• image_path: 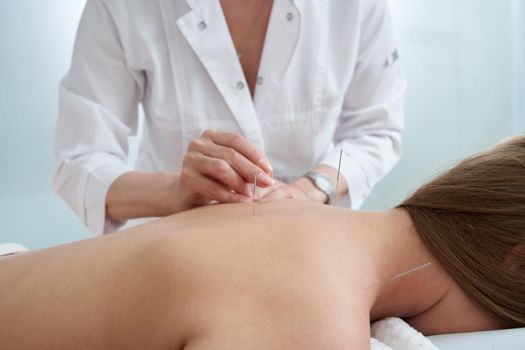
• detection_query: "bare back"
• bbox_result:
[0,200,372,349]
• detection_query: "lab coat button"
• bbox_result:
[198,21,207,30]
[236,81,245,90]
[287,12,294,21]
[257,77,264,85]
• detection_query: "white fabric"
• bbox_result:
[430,327,525,350]
[54,0,406,234]
[371,337,394,350]
[371,317,440,350]
[0,243,28,256]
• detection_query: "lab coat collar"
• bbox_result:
[173,0,265,149]
[253,0,301,116]
[159,0,301,152]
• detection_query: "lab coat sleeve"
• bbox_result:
[320,0,406,208]
[53,0,144,235]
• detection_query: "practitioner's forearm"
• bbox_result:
[106,171,188,222]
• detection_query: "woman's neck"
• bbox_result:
[353,208,505,334]
[340,209,453,322]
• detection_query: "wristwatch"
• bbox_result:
[304,172,336,205]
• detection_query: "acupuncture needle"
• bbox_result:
[363,262,433,290]
[253,170,258,216]
[393,262,432,279]
[333,150,343,209]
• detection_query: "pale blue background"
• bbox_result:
[0,0,524,249]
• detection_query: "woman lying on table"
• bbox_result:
[1,136,524,349]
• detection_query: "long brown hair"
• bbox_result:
[398,136,525,327]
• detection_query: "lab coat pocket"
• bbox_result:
[144,112,243,171]
[176,115,244,154]
[263,108,340,177]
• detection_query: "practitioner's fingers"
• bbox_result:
[179,167,252,205]
[182,146,255,198]
[179,130,275,207]
[191,137,273,188]
[254,179,286,199]
[199,176,253,204]
[201,129,273,176]
[259,184,309,202]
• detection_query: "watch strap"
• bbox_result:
[304,172,336,205]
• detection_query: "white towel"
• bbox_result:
[371,317,440,350]
[0,243,28,256]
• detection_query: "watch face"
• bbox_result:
[315,175,332,193]
[306,172,334,204]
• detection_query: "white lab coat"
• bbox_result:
[54,0,406,235]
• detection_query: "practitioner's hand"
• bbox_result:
[177,129,274,209]
[259,177,328,204]
[258,179,310,202]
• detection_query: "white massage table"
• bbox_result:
[372,317,525,350]
[430,327,525,349]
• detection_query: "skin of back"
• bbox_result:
[0,200,372,349]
